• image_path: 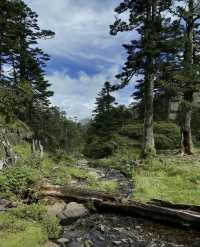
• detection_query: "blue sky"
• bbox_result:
[25,0,136,119]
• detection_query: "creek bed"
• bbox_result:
[59,213,200,247]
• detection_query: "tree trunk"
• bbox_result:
[180,92,193,155]
[181,0,194,155]
[142,70,156,157]
[142,3,156,157]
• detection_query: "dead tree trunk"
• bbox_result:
[39,185,200,230]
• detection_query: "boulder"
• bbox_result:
[0,198,16,211]
[58,202,88,223]
[47,199,67,217]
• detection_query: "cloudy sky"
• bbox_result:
[25,0,136,120]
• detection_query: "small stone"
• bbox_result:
[98,236,105,241]
[84,240,93,247]
[57,238,70,246]
[121,239,128,243]
[99,224,105,232]
[112,240,122,246]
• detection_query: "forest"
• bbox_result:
[0,0,200,247]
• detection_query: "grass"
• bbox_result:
[0,204,60,247]
[133,156,200,204]
[87,179,118,193]
[92,146,141,178]
[66,166,93,180]
[66,166,118,192]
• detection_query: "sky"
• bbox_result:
[25,0,136,120]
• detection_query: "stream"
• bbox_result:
[58,212,200,247]
[54,161,200,247]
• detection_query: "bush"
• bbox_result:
[84,138,118,159]
[155,134,176,150]
[120,122,180,150]
[120,123,143,140]
[154,122,180,150]
[0,164,40,198]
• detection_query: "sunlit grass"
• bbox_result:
[133,157,200,204]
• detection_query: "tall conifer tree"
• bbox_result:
[110,0,171,157]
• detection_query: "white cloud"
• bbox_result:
[24,0,136,119]
[48,65,122,119]
[25,0,131,65]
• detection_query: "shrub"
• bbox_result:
[120,123,143,140]
[0,164,40,198]
[155,134,176,150]
[120,122,180,150]
[84,138,118,159]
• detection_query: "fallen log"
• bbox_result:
[149,199,200,213]
[39,185,200,230]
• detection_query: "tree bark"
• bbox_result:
[142,69,156,157]
[142,3,156,157]
[181,0,194,155]
[180,92,193,155]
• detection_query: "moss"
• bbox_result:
[133,156,200,204]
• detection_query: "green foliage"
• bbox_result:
[154,122,180,150]
[120,122,180,150]
[13,144,32,161]
[0,164,40,198]
[84,138,118,159]
[133,156,200,204]
[0,0,54,122]
[120,123,143,139]
[29,106,84,153]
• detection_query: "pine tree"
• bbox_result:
[92,81,116,136]
[110,0,172,157]
[0,0,54,122]
[168,0,200,154]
